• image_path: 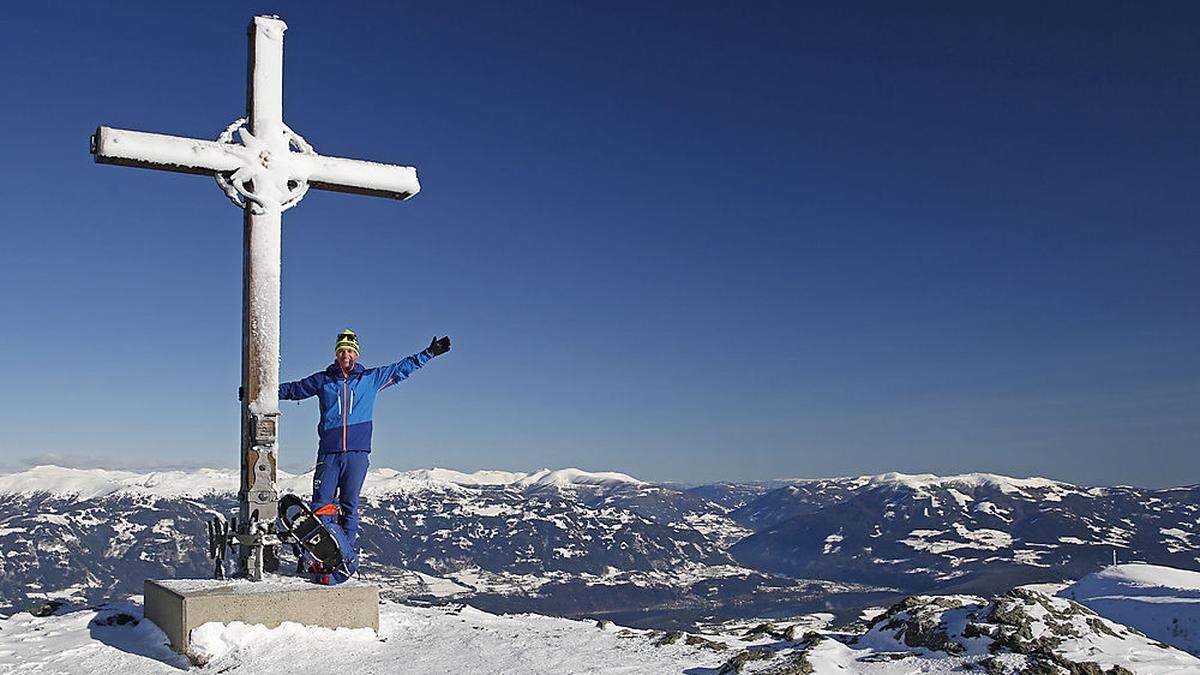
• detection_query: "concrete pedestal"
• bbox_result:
[144,576,379,654]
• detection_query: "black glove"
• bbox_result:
[427,335,451,356]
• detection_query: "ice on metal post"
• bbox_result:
[235,16,288,580]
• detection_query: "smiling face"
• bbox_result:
[336,348,357,371]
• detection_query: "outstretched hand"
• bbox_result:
[427,335,451,356]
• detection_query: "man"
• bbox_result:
[279,329,451,552]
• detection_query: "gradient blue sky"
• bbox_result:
[1,2,1196,486]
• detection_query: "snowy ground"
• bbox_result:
[6,566,1200,674]
[1062,563,1200,656]
[0,599,738,674]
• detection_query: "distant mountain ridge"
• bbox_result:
[0,465,645,500]
[729,470,1200,596]
[5,464,1180,500]
[2,464,1198,629]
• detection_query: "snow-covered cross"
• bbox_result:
[91,16,419,580]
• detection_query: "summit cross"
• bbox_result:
[90,15,420,580]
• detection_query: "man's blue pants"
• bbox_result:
[311,451,370,549]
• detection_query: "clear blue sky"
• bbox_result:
[1,2,1196,486]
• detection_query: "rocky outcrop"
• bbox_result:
[865,594,976,655]
[709,588,1192,673]
[716,648,773,674]
[716,630,825,674]
[849,589,1166,673]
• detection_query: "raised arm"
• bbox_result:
[372,336,451,391]
[372,350,431,391]
[279,372,322,400]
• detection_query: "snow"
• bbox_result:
[190,620,375,665]
[1062,564,1200,656]
[1161,527,1198,553]
[945,487,973,507]
[246,209,281,415]
[817,589,1200,674]
[972,500,1013,522]
[92,127,241,173]
[1086,563,1200,592]
[0,465,646,501]
[1018,580,1073,595]
[802,638,1010,674]
[155,574,373,596]
[518,468,645,489]
[406,467,530,485]
[1012,548,1050,567]
[352,466,643,497]
[0,465,236,500]
[862,471,1069,494]
[408,571,473,597]
[249,16,285,129]
[900,523,1012,554]
[0,600,735,674]
[823,529,844,555]
[298,153,420,199]
[0,602,190,671]
[6,570,1200,673]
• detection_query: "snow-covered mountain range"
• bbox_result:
[2,465,1198,631]
[729,472,1200,596]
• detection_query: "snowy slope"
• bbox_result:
[0,600,737,674]
[726,585,1200,673]
[5,583,1199,674]
[1061,563,1200,656]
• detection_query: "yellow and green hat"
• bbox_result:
[334,329,359,356]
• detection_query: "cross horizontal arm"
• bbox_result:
[91,126,241,175]
[293,154,420,200]
[91,126,420,201]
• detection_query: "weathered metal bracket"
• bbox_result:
[236,411,281,580]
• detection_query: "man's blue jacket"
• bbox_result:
[279,350,433,454]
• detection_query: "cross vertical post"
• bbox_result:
[237,16,286,580]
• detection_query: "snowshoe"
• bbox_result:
[278,493,345,572]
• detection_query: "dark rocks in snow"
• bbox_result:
[867,594,972,655]
[715,631,827,674]
[685,633,728,651]
[742,621,797,642]
[654,630,684,646]
[756,652,816,674]
[716,647,774,674]
[90,611,138,626]
[28,600,66,617]
[979,655,1006,674]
